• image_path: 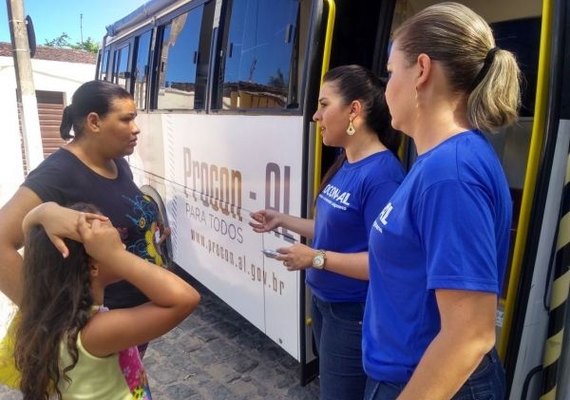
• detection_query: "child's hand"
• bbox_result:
[77,214,124,261]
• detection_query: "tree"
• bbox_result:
[44,32,100,54]
[44,32,71,48]
[70,37,99,53]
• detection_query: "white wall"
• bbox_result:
[0,56,95,207]
[0,56,95,335]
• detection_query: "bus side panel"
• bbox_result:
[129,114,167,191]
[552,120,570,400]
[162,113,304,359]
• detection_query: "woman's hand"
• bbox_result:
[23,202,108,258]
[275,243,316,271]
[77,214,124,262]
[157,224,171,245]
[249,209,282,233]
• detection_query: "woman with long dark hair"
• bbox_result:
[250,65,405,400]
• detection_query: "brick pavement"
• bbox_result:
[0,273,320,399]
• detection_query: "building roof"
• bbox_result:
[0,42,97,64]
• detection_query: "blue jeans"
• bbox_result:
[364,348,505,400]
[312,296,366,400]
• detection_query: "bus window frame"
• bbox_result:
[110,40,134,92]
[147,0,211,112]
[132,28,154,112]
[98,48,111,81]
[211,0,304,115]
[103,22,158,112]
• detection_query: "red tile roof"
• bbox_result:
[0,42,97,64]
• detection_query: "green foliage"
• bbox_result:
[70,37,99,53]
[44,32,71,48]
[43,32,100,54]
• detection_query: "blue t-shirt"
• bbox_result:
[306,150,404,302]
[363,131,512,382]
[23,148,165,309]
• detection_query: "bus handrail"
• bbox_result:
[312,0,336,203]
[498,0,554,359]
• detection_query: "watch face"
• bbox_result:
[313,254,325,268]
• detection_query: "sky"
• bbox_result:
[0,0,148,45]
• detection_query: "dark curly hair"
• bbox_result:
[14,203,99,399]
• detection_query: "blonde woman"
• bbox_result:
[363,3,520,399]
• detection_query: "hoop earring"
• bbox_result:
[346,120,356,136]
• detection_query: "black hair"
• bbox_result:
[317,65,401,196]
[60,80,132,140]
[15,203,100,399]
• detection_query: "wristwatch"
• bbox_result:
[312,250,326,270]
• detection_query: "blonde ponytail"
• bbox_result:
[467,49,521,132]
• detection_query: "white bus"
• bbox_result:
[99,0,570,396]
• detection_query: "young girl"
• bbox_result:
[14,202,200,399]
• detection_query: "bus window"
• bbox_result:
[218,0,300,111]
[99,49,110,81]
[133,30,152,110]
[156,6,205,110]
[112,44,131,91]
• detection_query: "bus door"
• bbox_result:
[506,1,570,399]
[302,0,403,383]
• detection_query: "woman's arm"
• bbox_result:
[0,187,43,304]
[250,209,315,239]
[275,243,369,280]
[397,289,497,400]
[22,202,107,256]
[78,217,200,356]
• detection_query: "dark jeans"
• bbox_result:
[312,296,366,400]
[364,348,505,400]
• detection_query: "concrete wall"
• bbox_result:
[0,57,95,335]
[0,56,95,207]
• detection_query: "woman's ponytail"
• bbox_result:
[393,3,521,134]
[60,105,74,140]
[467,48,521,133]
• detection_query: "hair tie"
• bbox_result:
[469,47,499,92]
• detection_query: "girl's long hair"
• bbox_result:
[14,205,96,399]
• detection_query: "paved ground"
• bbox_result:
[0,272,320,399]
